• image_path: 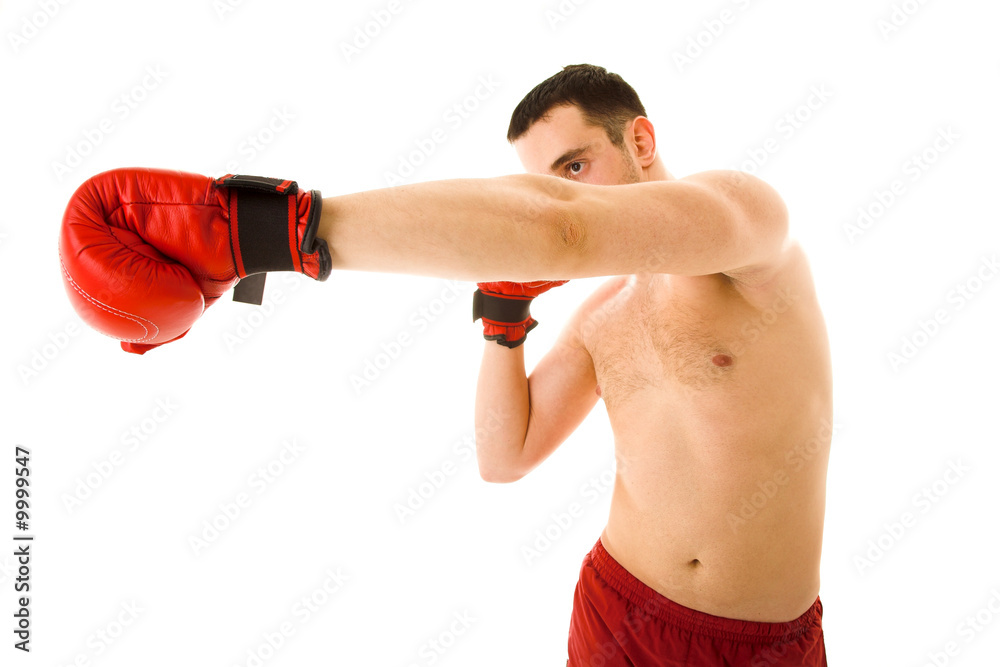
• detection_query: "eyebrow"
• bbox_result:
[549,144,592,173]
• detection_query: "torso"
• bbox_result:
[580,242,832,622]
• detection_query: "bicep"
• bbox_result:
[519,341,599,477]
[516,291,607,477]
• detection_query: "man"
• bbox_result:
[59,65,830,666]
[472,65,831,666]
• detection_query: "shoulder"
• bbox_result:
[678,170,786,217]
[557,275,629,350]
[571,275,629,322]
[668,170,787,229]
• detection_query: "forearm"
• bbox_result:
[474,342,530,483]
[317,174,577,282]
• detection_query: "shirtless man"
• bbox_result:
[59,64,830,666]
[472,65,832,666]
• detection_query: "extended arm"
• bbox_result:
[318,170,788,282]
[560,170,789,280]
[318,174,578,283]
[57,167,787,353]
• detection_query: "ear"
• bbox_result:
[629,117,658,167]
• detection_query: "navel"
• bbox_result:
[711,354,733,367]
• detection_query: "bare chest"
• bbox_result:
[581,277,741,409]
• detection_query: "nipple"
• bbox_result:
[595,384,602,397]
[711,354,733,367]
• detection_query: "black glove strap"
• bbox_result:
[472,290,533,324]
[219,175,329,305]
[233,274,267,305]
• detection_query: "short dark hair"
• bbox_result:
[506,64,648,148]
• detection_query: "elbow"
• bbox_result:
[554,199,587,249]
[516,174,588,278]
[547,197,588,277]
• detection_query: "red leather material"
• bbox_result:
[58,167,321,354]
[477,280,569,300]
[475,280,568,348]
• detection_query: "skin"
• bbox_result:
[317,121,788,281]
[313,100,831,622]
[474,104,833,623]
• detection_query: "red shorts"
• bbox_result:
[567,538,827,667]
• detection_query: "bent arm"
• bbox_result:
[475,282,606,483]
[474,343,530,483]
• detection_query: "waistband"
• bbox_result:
[587,537,823,644]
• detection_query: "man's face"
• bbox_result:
[513,104,642,185]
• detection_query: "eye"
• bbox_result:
[566,161,584,176]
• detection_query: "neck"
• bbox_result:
[644,156,671,182]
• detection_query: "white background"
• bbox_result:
[1,0,999,665]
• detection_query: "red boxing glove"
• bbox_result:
[59,167,331,354]
[472,280,568,348]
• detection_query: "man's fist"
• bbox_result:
[472,280,568,348]
[58,168,331,354]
